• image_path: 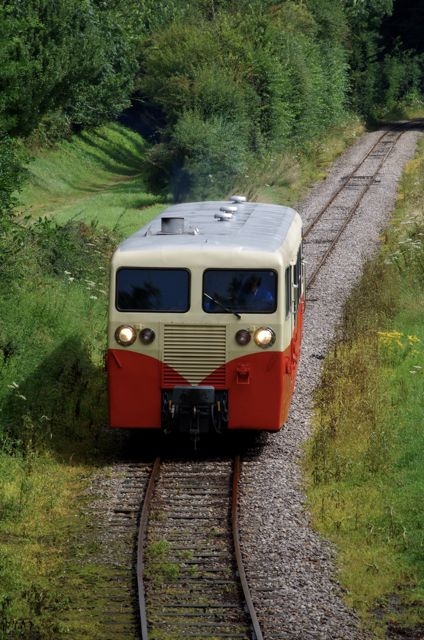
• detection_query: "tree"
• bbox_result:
[0,0,139,138]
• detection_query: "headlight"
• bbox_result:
[235,329,251,346]
[254,327,276,348]
[140,328,155,345]
[115,325,137,346]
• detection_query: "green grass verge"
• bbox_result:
[18,122,165,234]
[1,122,168,636]
[304,137,424,636]
[0,452,93,638]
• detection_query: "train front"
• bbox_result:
[107,202,304,441]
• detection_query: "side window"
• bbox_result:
[285,266,291,317]
[286,245,302,317]
[292,245,303,315]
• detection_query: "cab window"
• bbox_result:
[116,268,190,312]
[203,269,277,313]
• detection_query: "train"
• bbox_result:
[107,196,304,441]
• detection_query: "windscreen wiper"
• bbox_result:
[203,292,241,319]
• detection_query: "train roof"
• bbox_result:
[115,199,301,257]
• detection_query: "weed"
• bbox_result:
[144,540,180,584]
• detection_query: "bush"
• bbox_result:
[0,0,139,140]
[0,136,28,216]
[136,3,352,199]
[144,111,250,201]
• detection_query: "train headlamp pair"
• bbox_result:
[115,324,275,349]
[115,325,155,346]
[235,327,276,348]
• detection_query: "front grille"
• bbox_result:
[162,325,227,386]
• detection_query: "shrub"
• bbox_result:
[172,111,251,200]
[136,3,353,199]
[0,136,28,216]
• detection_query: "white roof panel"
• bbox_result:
[117,200,299,256]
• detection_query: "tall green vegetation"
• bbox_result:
[0,135,29,295]
[0,0,143,140]
[0,215,115,637]
[0,218,112,451]
[137,1,351,199]
[345,0,424,119]
[0,135,27,216]
[0,126,154,636]
[0,124,161,453]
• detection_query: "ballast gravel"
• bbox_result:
[239,125,423,640]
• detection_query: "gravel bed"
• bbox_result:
[239,126,422,640]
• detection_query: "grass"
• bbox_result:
[18,122,165,235]
[0,122,169,636]
[18,117,364,232]
[145,540,181,584]
[0,274,129,636]
[0,451,92,638]
[0,203,123,634]
[304,135,424,636]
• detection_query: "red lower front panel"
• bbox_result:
[108,350,164,428]
[107,341,299,431]
[225,349,293,430]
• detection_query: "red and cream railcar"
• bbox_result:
[107,197,304,439]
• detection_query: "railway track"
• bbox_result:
[303,126,405,288]
[137,455,263,639]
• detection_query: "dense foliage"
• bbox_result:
[0,0,141,138]
[0,136,27,216]
[345,0,424,116]
[0,0,423,203]
[137,2,351,199]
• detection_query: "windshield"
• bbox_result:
[203,269,277,314]
[116,268,190,312]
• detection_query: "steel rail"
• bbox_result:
[136,456,161,640]
[136,454,263,639]
[232,454,264,640]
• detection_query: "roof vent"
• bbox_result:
[220,205,237,214]
[215,211,233,221]
[230,195,247,204]
[161,217,184,234]
[215,205,237,221]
